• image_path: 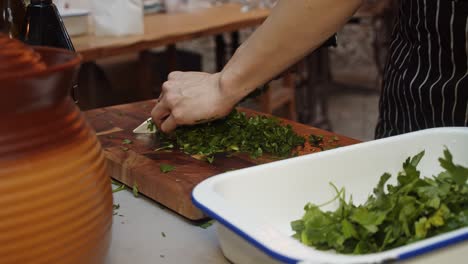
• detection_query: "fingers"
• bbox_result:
[160,114,177,133]
[168,71,183,80]
[153,79,180,132]
[151,100,170,129]
[168,71,203,81]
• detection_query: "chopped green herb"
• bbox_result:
[206,156,215,164]
[111,179,120,185]
[309,134,324,150]
[160,255,165,258]
[113,204,120,215]
[112,183,126,193]
[160,164,175,173]
[198,220,215,229]
[154,144,174,152]
[133,182,139,198]
[161,232,166,238]
[147,119,156,132]
[122,139,133,145]
[156,110,305,162]
[120,146,130,152]
[292,149,468,254]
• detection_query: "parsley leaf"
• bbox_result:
[160,164,175,173]
[154,144,174,152]
[198,220,215,229]
[122,139,133,145]
[133,182,139,197]
[147,119,156,132]
[112,181,126,193]
[439,148,468,186]
[309,134,324,150]
[292,149,468,254]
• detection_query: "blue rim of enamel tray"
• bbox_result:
[192,194,468,264]
[192,195,299,264]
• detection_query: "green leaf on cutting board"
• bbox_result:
[154,144,174,152]
[122,139,133,145]
[160,164,175,173]
[154,110,305,163]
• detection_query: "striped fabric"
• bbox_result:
[375,0,468,138]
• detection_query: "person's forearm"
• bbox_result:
[219,0,363,102]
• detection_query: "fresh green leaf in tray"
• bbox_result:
[292,149,468,254]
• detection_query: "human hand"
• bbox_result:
[151,71,240,133]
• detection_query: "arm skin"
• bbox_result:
[152,0,363,133]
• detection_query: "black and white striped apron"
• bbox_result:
[375,0,468,138]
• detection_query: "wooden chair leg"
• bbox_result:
[77,62,113,110]
[215,34,226,72]
[230,31,240,57]
[260,88,273,114]
[282,72,297,121]
[166,44,177,73]
[138,50,156,100]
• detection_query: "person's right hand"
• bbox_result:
[151,71,242,133]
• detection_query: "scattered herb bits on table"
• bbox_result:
[291,149,468,254]
[152,110,306,162]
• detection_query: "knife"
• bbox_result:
[133,118,157,134]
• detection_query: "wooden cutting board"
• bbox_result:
[84,100,360,220]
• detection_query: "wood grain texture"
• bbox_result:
[84,100,360,220]
[73,4,269,62]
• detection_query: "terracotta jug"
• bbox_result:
[0,35,112,263]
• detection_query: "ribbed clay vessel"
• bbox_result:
[0,35,112,264]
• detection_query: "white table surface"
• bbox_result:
[105,189,227,264]
[106,189,466,264]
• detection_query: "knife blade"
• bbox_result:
[133,118,157,134]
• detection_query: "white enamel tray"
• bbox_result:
[192,127,468,264]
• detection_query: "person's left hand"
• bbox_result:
[151,71,239,133]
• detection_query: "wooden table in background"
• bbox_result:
[73,4,270,109]
[84,100,360,220]
[74,4,269,62]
